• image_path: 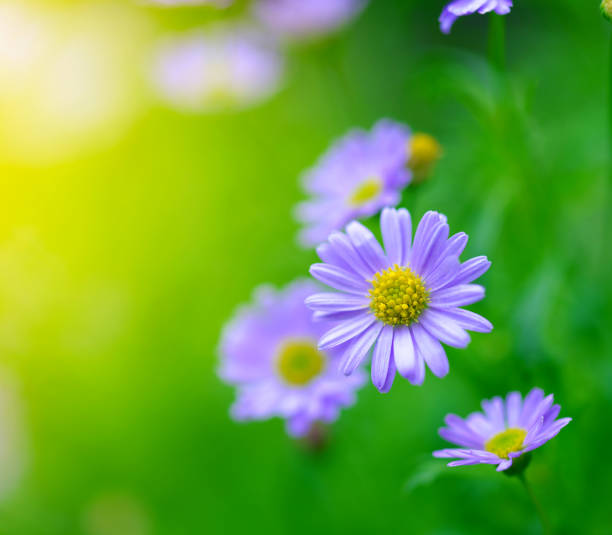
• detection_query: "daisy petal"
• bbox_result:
[420,308,471,348]
[430,284,485,308]
[411,323,449,378]
[496,459,513,471]
[328,232,375,280]
[506,391,522,427]
[346,221,387,273]
[381,207,403,265]
[371,325,394,391]
[310,263,369,295]
[318,313,375,350]
[393,326,417,379]
[437,308,493,333]
[449,256,491,286]
[305,293,369,312]
[340,321,383,375]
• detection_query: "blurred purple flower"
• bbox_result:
[253,0,367,40]
[439,0,512,34]
[295,120,412,248]
[306,208,492,392]
[434,388,571,471]
[151,27,283,112]
[218,280,365,437]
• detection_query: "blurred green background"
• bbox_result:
[0,0,610,534]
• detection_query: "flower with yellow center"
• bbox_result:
[408,133,442,184]
[219,280,366,437]
[434,388,572,472]
[276,339,326,386]
[295,119,412,247]
[306,208,493,392]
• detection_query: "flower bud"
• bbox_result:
[602,0,612,22]
[408,133,442,184]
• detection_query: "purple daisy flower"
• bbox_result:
[296,120,412,248]
[439,0,513,34]
[253,0,367,40]
[151,27,283,112]
[218,280,365,437]
[305,207,492,392]
[433,388,572,471]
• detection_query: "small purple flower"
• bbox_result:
[306,207,492,392]
[253,0,367,40]
[296,120,412,248]
[151,27,283,112]
[218,280,365,437]
[433,388,572,471]
[439,0,513,34]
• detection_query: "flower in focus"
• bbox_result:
[218,280,365,437]
[408,133,442,184]
[439,0,513,34]
[295,120,412,248]
[253,0,367,40]
[151,27,283,112]
[433,388,571,471]
[306,207,492,392]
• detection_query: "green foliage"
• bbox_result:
[0,1,609,534]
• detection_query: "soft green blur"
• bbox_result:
[0,1,610,534]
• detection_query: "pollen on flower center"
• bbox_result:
[369,264,429,326]
[276,339,326,386]
[485,428,527,459]
[348,177,382,206]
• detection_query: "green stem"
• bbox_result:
[488,14,506,72]
[518,473,551,535]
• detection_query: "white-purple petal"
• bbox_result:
[371,325,394,392]
[430,284,485,308]
[420,308,471,348]
[305,292,369,312]
[340,321,383,375]
[346,221,388,273]
[318,312,375,350]
[393,326,417,379]
[309,263,369,295]
[411,323,449,378]
[438,307,493,333]
[381,207,403,265]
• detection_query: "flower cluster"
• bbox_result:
[210,2,570,482]
[151,27,283,112]
[148,0,371,112]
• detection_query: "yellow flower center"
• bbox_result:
[348,177,382,206]
[276,339,326,386]
[408,133,441,183]
[485,428,527,459]
[369,264,429,326]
